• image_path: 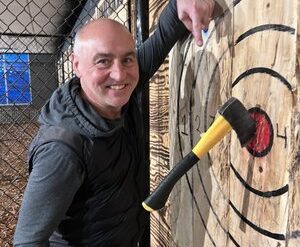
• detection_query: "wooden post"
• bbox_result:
[286,1,300,246]
[148,0,172,246]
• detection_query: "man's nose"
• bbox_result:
[110,62,126,81]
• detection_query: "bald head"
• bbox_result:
[70,18,139,119]
[73,19,134,56]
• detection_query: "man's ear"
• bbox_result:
[71,53,81,78]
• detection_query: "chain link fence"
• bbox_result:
[0,0,134,245]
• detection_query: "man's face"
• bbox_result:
[72,20,139,119]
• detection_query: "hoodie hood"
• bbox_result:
[39,77,125,138]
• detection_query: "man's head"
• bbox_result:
[71,19,139,119]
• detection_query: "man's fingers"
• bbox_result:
[191,12,209,45]
[192,29,204,46]
[203,16,212,29]
[181,17,193,33]
[202,0,215,27]
[201,0,215,17]
[208,0,215,17]
[176,0,215,46]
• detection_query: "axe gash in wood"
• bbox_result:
[142,97,257,212]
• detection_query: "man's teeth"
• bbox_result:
[109,84,126,90]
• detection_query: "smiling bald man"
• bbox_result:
[14,0,214,246]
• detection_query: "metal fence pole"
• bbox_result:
[135,0,150,246]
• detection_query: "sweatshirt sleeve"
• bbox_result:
[13,142,85,246]
[137,0,188,85]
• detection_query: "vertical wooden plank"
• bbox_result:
[286,1,300,246]
[169,0,234,246]
[169,39,197,247]
[230,0,297,246]
[148,0,172,246]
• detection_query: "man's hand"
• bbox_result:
[177,0,215,46]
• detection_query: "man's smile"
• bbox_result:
[107,84,127,90]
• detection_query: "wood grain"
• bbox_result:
[149,0,171,246]
[166,0,300,246]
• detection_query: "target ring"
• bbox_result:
[173,0,295,245]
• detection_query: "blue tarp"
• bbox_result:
[0,54,32,105]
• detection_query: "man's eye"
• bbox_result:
[96,59,109,66]
[123,57,135,65]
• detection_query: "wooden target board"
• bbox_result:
[167,0,300,246]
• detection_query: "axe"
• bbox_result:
[142,97,256,212]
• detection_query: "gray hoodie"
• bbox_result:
[14,0,187,245]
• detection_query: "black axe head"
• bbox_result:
[218,97,256,146]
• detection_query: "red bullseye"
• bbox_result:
[246,107,274,157]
